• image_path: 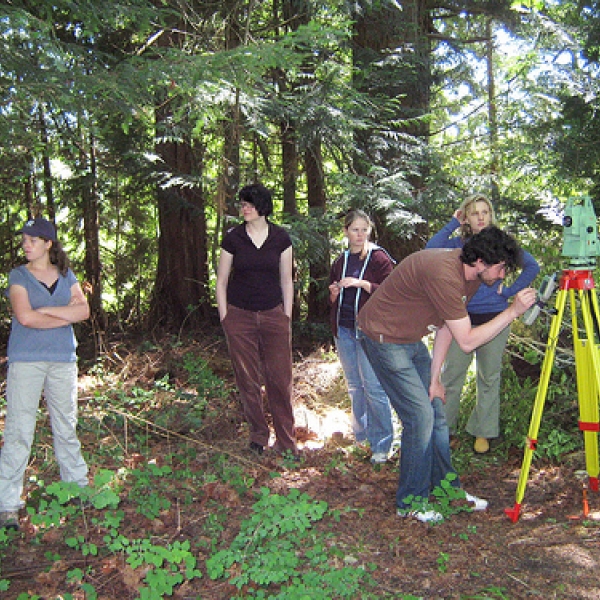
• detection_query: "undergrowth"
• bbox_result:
[451,353,582,472]
[0,342,593,599]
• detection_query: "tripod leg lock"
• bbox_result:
[579,421,600,432]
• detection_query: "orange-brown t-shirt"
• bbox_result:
[357,248,481,344]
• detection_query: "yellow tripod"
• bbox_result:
[505,268,600,522]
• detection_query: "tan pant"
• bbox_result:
[0,361,88,512]
[221,304,296,451]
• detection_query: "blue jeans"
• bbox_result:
[335,326,394,454]
[359,332,460,509]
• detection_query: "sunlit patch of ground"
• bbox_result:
[291,353,354,449]
[291,351,403,455]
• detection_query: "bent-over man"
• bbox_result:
[357,226,537,523]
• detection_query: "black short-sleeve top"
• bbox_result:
[221,222,292,311]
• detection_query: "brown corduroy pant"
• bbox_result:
[221,304,296,451]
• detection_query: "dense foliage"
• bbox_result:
[1,0,600,333]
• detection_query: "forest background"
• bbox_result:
[3,1,600,598]
[3,0,600,343]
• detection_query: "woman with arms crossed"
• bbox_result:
[0,217,90,531]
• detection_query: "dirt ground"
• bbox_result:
[2,337,600,599]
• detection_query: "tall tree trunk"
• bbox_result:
[278,0,308,217]
[486,18,500,205]
[24,152,36,217]
[80,125,105,333]
[150,127,210,330]
[352,0,431,259]
[219,1,242,217]
[220,100,241,216]
[305,139,329,322]
[149,14,211,331]
[281,122,298,216]
[38,106,55,220]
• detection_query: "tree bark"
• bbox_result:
[149,9,211,331]
[38,106,56,220]
[486,18,500,205]
[79,121,105,335]
[281,122,298,216]
[352,0,432,259]
[150,131,210,330]
[305,140,329,322]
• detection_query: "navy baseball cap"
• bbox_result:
[17,217,57,241]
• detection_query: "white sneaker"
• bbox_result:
[371,452,388,464]
[397,508,443,523]
[464,492,488,511]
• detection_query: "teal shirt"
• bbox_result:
[6,265,78,363]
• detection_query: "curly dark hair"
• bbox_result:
[460,225,522,274]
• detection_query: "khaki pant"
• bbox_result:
[442,325,511,439]
[221,304,296,451]
[0,361,88,512]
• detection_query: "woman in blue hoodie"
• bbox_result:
[329,210,396,463]
[426,195,540,454]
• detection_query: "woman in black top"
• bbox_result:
[216,184,296,456]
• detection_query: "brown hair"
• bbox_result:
[47,239,70,277]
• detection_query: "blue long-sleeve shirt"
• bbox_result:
[426,217,540,316]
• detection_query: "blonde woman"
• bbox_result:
[329,210,396,463]
[426,195,539,453]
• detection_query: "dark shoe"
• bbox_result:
[0,510,19,531]
[249,442,264,455]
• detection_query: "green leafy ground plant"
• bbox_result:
[206,487,377,598]
[399,473,478,523]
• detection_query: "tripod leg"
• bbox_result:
[576,289,600,491]
[505,288,568,522]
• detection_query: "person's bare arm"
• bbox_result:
[10,283,88,329]
[429,325,454,402]
[280,246,294,318]
[216,249,233,321]
[37,283,90,323]
[446,287,537,354]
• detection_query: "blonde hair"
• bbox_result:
[344,209,373,260]
[459,194,495,239]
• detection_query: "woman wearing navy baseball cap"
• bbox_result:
[0,217,90,530]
